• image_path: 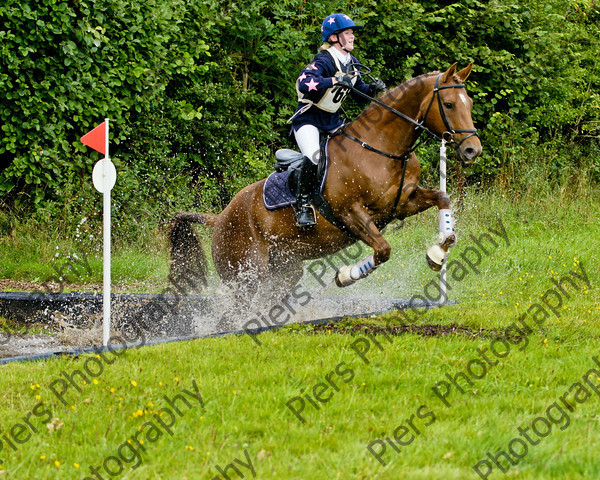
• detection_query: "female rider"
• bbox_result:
[290,13,386,226]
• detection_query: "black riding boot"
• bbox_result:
[295,156,319,227]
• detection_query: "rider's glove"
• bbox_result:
[370,78,386,94]
[335,75,353,89]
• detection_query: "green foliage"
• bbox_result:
[362,0,600,178]
[1,0,599,231]
[0,0,211,206]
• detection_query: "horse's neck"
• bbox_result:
[351,74,433,156]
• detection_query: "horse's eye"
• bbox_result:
[444,102,453,109]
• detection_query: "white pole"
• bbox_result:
[439,140,447,305]
[103,118,111,346]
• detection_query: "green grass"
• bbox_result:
[0,221,170,291]
[1,185,600,479]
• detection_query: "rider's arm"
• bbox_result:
[296,55,337,94]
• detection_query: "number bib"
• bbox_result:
[314,74,357,113]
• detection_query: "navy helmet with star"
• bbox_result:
[321,13,362,42]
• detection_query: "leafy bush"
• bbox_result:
[0,0,210,205]
[1,0,598,238]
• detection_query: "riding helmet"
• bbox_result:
[321,13,362,42]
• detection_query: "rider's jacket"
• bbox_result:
[290,46,373,132]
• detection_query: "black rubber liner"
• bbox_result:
[0,291,205,337]
[0,291,457,365]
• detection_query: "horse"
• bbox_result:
[169,63,482,304]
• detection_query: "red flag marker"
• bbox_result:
[81,121,107,154]
[82,118,114,347]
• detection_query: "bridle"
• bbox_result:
[339,66,479,158]
[420,73,479,149]
[337,68,479,227]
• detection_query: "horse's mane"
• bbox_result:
[358,70,442,118]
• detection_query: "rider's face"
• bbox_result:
[334,29,355,51]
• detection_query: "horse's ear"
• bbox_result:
[443,63,458,83]
[456,63,473,82]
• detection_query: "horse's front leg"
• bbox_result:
[426,197,456,271]
[394,182,456,271]
[404,186,456,271]
[334,207,391,287]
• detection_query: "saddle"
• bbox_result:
[262,133,355,237]
[273,148,304,173]
[263,142,329,211]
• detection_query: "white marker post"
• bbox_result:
[82,119,117,346]
[439,139,448,305]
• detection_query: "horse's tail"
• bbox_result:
[168,212,218,293]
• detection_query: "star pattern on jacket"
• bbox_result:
[305,79,319,91]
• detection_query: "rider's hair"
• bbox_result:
[318,42,332,52]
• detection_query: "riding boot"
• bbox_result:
[295,156,319,227]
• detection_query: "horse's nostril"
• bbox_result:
[464,147,478,159]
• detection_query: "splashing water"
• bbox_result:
[0,245,443,361]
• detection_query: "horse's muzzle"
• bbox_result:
[455,132,482,164]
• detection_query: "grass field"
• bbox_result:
[1,184,600,479]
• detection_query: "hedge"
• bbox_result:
[1,0,598,224]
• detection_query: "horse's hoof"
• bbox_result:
[335,266,356,288]
[439,233,457,249]
[426,245,447,271]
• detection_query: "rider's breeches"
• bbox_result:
[294,124,321,165]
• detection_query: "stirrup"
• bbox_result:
[296,203,317,227]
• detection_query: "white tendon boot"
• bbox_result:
[426,209,456,271]
[335,255,377,288]
[438,209,456,246]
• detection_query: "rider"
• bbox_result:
[290,13,386,227]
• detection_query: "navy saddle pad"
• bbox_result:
[263,149,329,211]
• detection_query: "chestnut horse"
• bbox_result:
[169,64,482,300]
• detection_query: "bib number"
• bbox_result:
[332,86,349,104]
[316,78,355,113]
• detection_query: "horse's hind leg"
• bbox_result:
[168,213,214,293]
[267,251,304,303]
[214,258,302,332]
